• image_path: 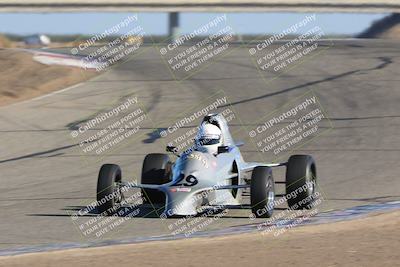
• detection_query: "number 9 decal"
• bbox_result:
[176,175,198,187]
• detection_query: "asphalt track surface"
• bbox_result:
[0,39,399,250]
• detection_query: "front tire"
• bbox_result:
[286,155,317,210]
[250,167,275,218]
[97,164,122,214]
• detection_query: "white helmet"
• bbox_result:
[196,123,223,154]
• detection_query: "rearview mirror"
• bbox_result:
[235,141,244,147]
[217,146,229,154]
[166,145,178,153]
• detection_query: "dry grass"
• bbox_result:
[0,49,98,106]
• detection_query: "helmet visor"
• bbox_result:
[198,135,221,146]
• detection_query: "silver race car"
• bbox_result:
[96,113,317,218]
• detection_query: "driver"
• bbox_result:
[195,123,223,155]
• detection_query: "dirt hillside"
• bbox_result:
[0,49,97,106]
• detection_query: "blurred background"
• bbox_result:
[0,12,399,48]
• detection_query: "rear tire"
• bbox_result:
[97,164,122,214]
[141,153,171,204]
[286,155,317,210]
[250,167,275,218]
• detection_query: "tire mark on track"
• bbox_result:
[221,57,393,107]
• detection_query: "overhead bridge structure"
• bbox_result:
[0,0,399,13]
[1,1,398,41]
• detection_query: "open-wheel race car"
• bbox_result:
[96,113,317,218]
